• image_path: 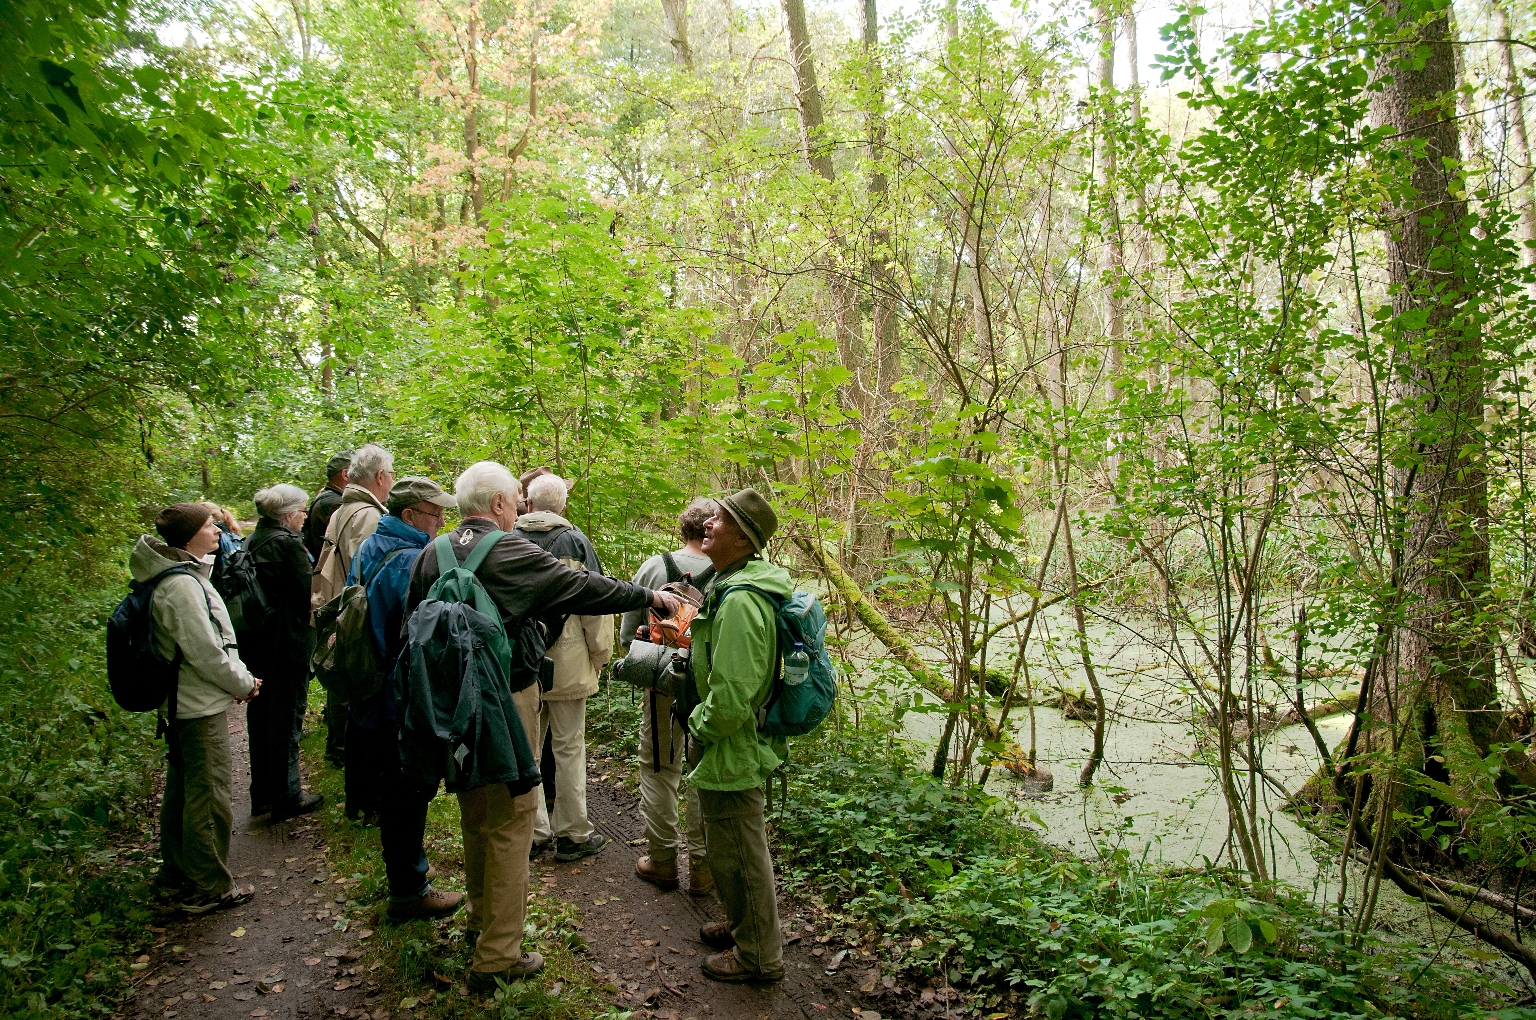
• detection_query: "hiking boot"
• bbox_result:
[635,856,679,891]
[701,948,782,983]
[465,953,544,992]
[699,921,735,950]
[272,792,324,821]
[529,836,556,860]
[177,882,255,915]
[250,803,272,818]
[555,833,607,862]
[388,887,464,920]
[687,857,715,897]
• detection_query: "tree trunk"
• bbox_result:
[660,0,694,69]
[463,0,485,223]
[1095,0,1125,485]
[779,0,834,182]
[1494,0,1536,264]
[1369,0,1496,816]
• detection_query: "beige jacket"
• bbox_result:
[311,484,385,610]
[130,535,258,720]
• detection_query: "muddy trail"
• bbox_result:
[118,707,956,1020]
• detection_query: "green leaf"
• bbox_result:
[1256,918,1277,943]
[1203,918,1224,956]
[1224,915,1253,954]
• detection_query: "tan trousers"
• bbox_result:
[160,710,235,896]
[458,682,541,974]
[700,786,783,978]
[638,689,704,864]
[532,697,594,843]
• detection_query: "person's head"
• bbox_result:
[254,483,309,534]
[155,502,221,558]
[517,466,552,514]
[201,501,241,537]
[388,476,457,539]
[456,461,521,531]
[525,472,570,514]
[702,489,778,569]
[678,498,713,546]
[349,443,395,503]
[326,450,353,490]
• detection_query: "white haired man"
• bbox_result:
[312,442,394,780]
[515,472,610,862]
[402,461,682,990]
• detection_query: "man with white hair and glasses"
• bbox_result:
[402,461,682,989]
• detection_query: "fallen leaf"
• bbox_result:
[811,948,825,957]
[260,870,276,878]
[357,930,373,940]
[209,980,227,989]
[641,939,658,947]
[230,975,252,985]
[233,992,255,1001]
[304,958,322,967]
[202,994,217,1003]
[136,955,151,964]
[230,928,247,938]
[857,970,879,994]
[250,1009,268,1018]
[399,996,418,1010]
[825,950,847,972]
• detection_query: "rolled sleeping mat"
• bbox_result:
[612,640,680,695]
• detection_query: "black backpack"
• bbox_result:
[213,544,271,633]
[107,567,196,714]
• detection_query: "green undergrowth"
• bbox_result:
[299,693,629,1020]
[766,717,1536,1020]
[0,573,163,1020]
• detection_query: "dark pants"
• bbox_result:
[161,711,234,897]
[247,672,306,813]
[324,693,348,764]
[372,731,434,902]
[345,721,392,819]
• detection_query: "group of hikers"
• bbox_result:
[123,444,798,986]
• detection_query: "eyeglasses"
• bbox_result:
[408,506,445,522]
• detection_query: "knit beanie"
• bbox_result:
[155,502,213,549]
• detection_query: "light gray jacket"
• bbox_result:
[619,547,712,651]
[130,535,258,720]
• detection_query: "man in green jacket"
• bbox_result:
[688,488,790,983]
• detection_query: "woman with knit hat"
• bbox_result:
[129,501,261,913]
[240,484,325,821]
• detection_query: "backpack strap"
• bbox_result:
[662,551,681,584]
[432,534,457,577]
[362,546,411,588]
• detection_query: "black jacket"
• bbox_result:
[403,518,654,691]
[239,518,315,680]
[303,485,344,561]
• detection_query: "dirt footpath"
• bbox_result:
[116,707,932,1020]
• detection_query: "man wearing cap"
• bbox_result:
[687,489,791,983]
[345,477,464,918]
[304,451,352,561]
[130,503,261,914]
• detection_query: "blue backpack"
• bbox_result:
[710,585,838,738]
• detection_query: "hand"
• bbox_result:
[651,590,683,617]
[245,678,263,702]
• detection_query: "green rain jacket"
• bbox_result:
[688,556,794,791]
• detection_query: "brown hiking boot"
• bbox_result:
[699,921,735,949]
[636,855,679,891]
[702,948,782,983]
[388,887,464,920]
[687,857,714,896]
[466,952,544,992]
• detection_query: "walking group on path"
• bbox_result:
[119,445,798,990]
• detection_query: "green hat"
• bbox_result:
[716,488,777,553]
[326,450,353,477]
[388,476,457,516]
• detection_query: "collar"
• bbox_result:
[714,553,756,579]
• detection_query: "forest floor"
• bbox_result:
[115,705,941,1020]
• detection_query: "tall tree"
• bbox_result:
[660,0,693,69]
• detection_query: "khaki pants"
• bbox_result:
[458,682,541,974]
[638,689,704,864]
[700,786,783,978]
[160,710,235,897]
[532,698,594,843]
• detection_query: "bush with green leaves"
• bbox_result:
[772,723,1536,1019]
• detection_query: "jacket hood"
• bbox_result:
[718,556,794,598]
[130,534,213,583]
[341,484,387,511]
[375,512,430,547]
[514,510,571,533]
